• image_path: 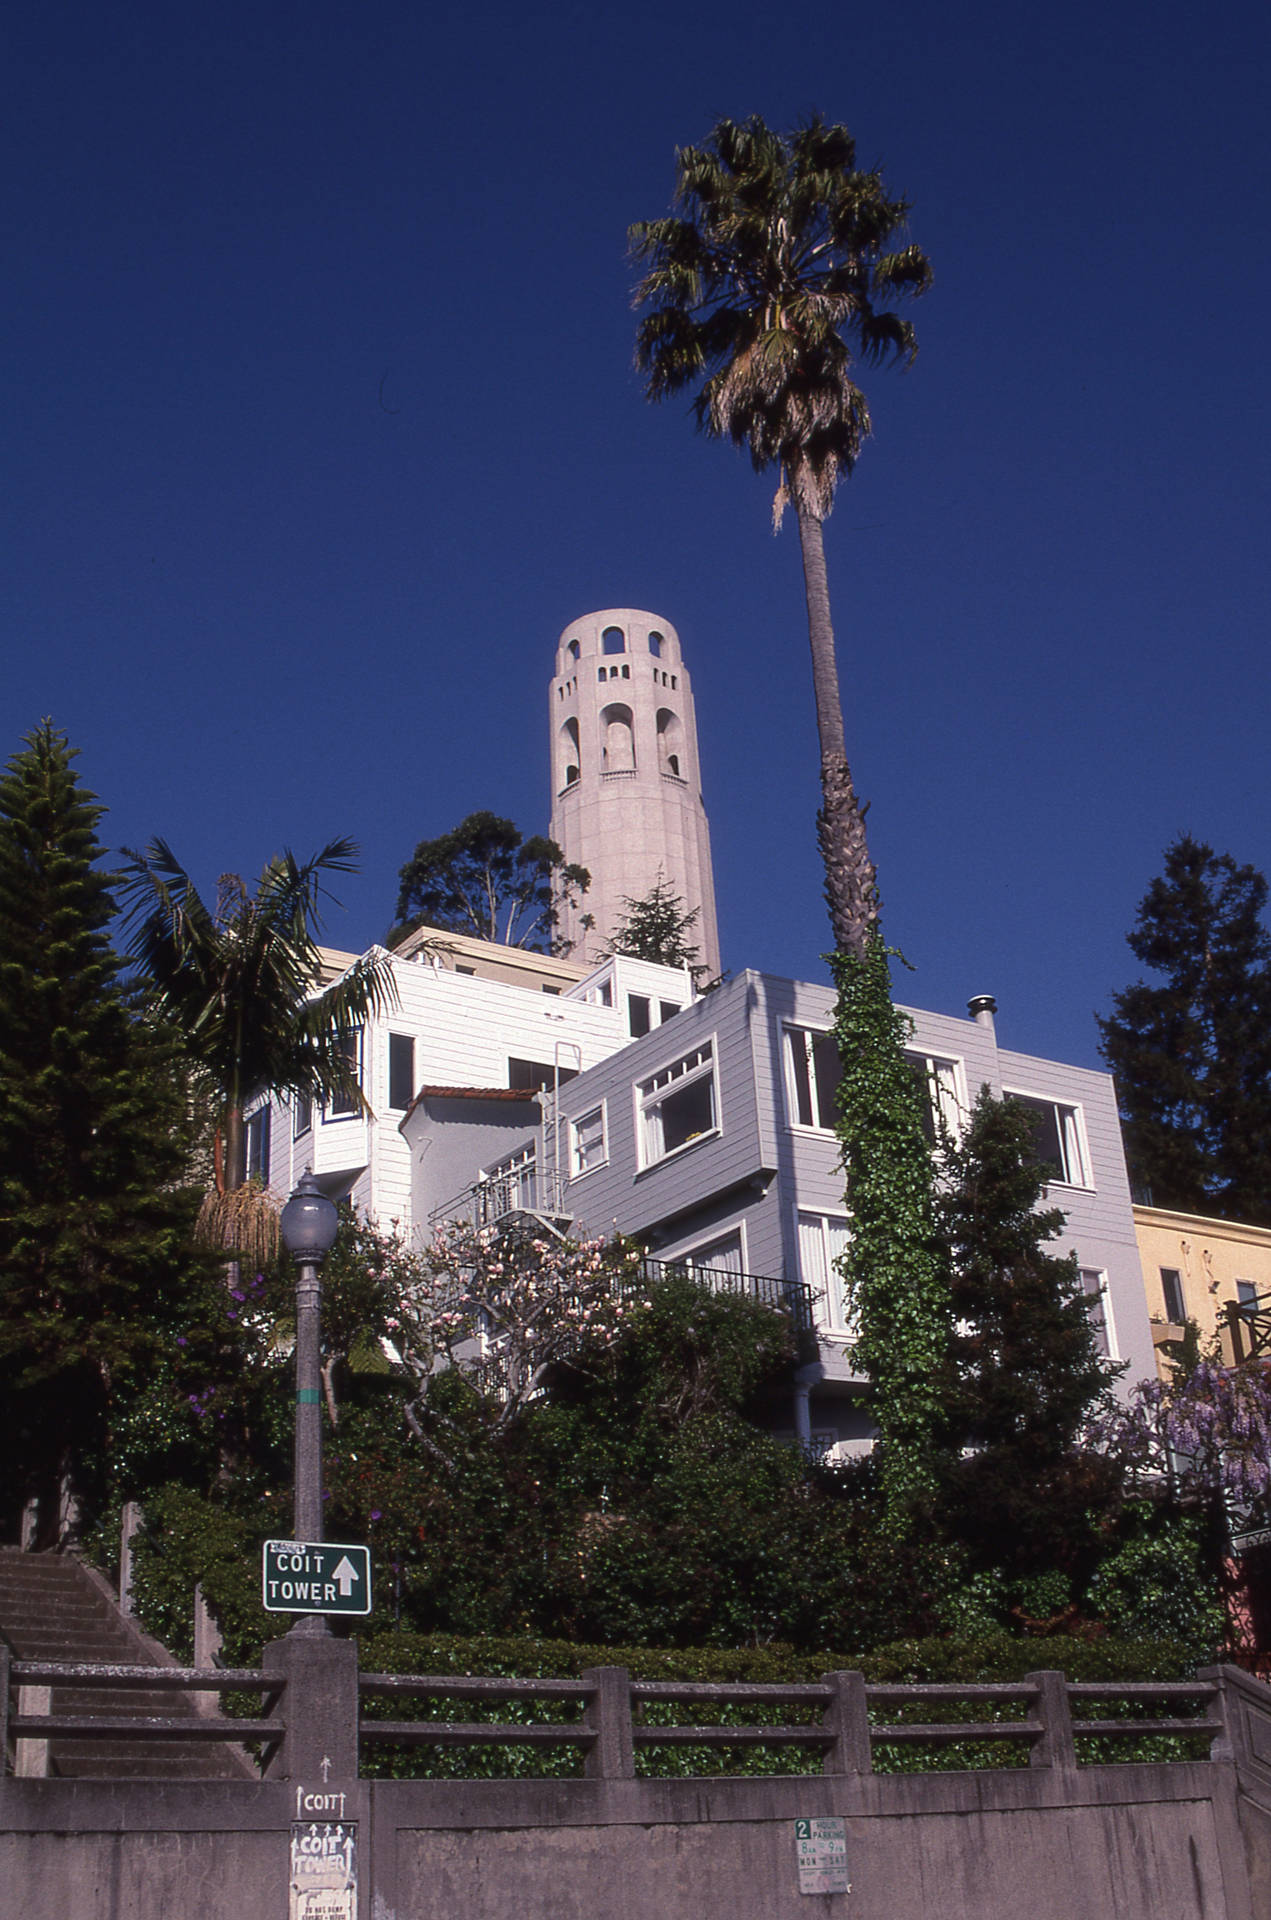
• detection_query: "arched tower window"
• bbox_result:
[568,638,580,660]
[602,626,625,655]
[648,630,664,657]
[657,707,685,780]
[559,716,580,789]
[600,703,635,772]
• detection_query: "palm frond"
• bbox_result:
[631,113,929,524]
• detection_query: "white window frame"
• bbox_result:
[244,1103,271,1183]
[795,1209,855,1340]
[662,1222,748,1281]
[1080,1267,1119,1361]
[322,1028,363,1122]
[783,1025,842,1133]
[636,1039,718,1168]
[570,1103,608,1178]
[1005,1090,1092,1188]
[905,1051,968,1143]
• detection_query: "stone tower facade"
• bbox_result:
[549,607,721,977]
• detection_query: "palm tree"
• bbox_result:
[121,837,397,1198]
[630,115,931,958]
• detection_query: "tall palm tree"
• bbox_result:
[630,115,930,958]
[121,837,397,1196]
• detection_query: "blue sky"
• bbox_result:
[5,0,1269,1070]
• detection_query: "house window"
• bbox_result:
[671,1231,744,1283]
[797,1212,853,1337]
[1009,1094,1090,1187]
[508,1057,578,1092]
[293,1093,312,1140]
[659,1000,681,1025]
[325,1031,362,1118]
[905,1053,965,1143]
[629,994,651,1037]
[786,1027,842,1130]
[1237,1279,1260,1311]
[638,1043,716,1164]
[1160,1267,1185,1322]
[245,1106,271,1183]
[1080,1268,1118,1359]
[571,1105,607,1176]
[388,1033,415,1111]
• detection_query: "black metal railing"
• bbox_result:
[635,1256,816,1333]
[1226,1295,1271,1364]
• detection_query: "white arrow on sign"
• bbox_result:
[331,1555,359,1596]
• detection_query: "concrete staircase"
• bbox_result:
[0,1548,254,1779]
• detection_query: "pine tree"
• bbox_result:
[1097,836,1271,1223]
[935,1090,1117,1582]
[0,722,198,1541]
[607,875,706,980]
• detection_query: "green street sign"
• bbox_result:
[263,1539,372,1616]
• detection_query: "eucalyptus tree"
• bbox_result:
[630,114,930,958]
[122,837,396,1200]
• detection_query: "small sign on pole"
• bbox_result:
[263,1540,372,1616]
[795,1816,850,1895]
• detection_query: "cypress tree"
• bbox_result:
[1097,836,1271,1223]
[0,721,196,1540]
[935,1090,1117,1581]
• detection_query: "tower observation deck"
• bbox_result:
[548,608,721,978]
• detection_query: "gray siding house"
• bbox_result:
[414,970,1155,1458]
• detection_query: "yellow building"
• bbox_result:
[1134,1204,1271,1374]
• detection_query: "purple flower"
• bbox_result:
[370,1509,382,1521]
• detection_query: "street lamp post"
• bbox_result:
[279,1172,340,1632]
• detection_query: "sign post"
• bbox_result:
[264,1540,372,1617]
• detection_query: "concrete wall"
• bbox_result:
[1,1758,1265,1920]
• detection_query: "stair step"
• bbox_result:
[0,1549,254,1781]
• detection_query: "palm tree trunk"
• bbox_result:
[223,1105,247,1193]
[796,506,879,959]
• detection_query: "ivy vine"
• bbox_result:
[831,934,952,1523]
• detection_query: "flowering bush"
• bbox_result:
[395,1220,639,1429]
[1088,1359,1271,1517]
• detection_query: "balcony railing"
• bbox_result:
[1225,1294,1271,1364]
[432,1159,566,1233]
[636,1256,816,1334]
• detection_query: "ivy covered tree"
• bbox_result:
[1097,836,1271,1223]
[934,1090,1118,1583]
[833,942,952,1522]
[607,874,705,979]
[0,723,202,1543]
[632,118,945,1528]
[393,811,591,954]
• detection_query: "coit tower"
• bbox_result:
[549,608,721,978]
